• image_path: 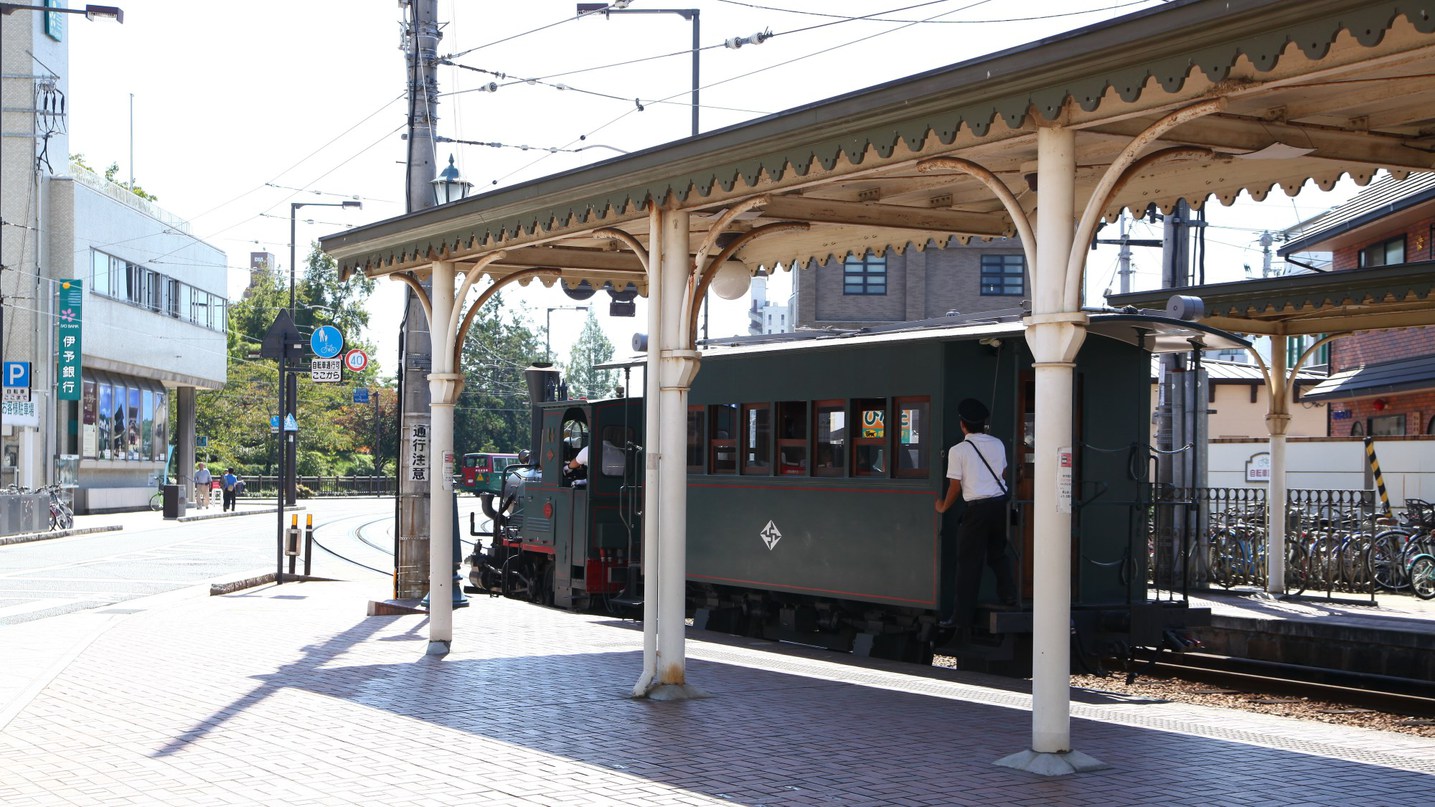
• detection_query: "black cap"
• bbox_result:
[957,398,989,423]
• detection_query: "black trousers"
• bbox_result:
[222,489,236,511]
[954,496,1017,630]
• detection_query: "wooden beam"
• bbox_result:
[753,195,1010,236]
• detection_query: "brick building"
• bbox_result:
[794,238,1026,329]
[1281,173,1435,437]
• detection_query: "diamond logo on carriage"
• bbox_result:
[759,520,781,551]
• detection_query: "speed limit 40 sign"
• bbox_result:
[344,349,368,373]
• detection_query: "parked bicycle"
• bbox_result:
[41,483,74,531]
[149,476,166,511]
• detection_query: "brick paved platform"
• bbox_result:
[3,574,1433,806]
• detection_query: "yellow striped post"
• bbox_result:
[1363,436,1391,516]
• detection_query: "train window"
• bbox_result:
[813,400,846,477]
[686,407,706,473]
[741,403,772,475]
[852,398,887,477]
[598,426,633,476]
[893,397,930,478]
[561,414,589,487]
[710,403,738,474]
[776,401,808,475]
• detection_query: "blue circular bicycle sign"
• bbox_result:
[311,325,343,359]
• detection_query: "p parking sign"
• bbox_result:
[3,362,30,403]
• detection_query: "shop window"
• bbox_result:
[813,400,846,477]
[741,403,771,475]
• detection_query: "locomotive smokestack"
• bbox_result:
[524,364,563,458]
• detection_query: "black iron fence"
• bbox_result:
[241,475,398,498]
[1147,485,1379,599]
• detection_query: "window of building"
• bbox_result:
[686,406,706,472]
[89,249,226,332]
[776,401,808,474]
[709,404,738,474]
[893,397,930,478]
[1371,413,1406,437]
[741,403,771,475]
[1358,236,1405,268]
[980,254,1025,296]
[843,253,887,296]
[813,400,846,477]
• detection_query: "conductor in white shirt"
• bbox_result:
[935,398,1018,633]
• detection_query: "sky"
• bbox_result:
[64,0,1363,378]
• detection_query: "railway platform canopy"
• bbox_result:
[320,0,1435,775]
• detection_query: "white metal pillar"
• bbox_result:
[637,208,703,700]
[1265,337,1290,594]
[635,208,664,696]
[426,260,461,653]
[999,126,1101,776]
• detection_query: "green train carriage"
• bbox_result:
[477,313,1237,672]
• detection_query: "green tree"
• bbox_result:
[454,292,543,455]
[193,246,391,479]
[564,310,615,400]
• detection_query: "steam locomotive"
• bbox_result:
[468,313,1232,673]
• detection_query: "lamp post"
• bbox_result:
[546,305,589,363]
[0,4,123,21]
[289,200,361,314]
[283,199,360,506]
[576,2,699,137]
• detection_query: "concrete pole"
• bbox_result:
[427,260,459,651]
[1265,337,1290,595]
[396,0,442,599]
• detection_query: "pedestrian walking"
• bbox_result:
[193,462,213,509]
[221,468,240,512]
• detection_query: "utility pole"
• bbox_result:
[396,0,441,599]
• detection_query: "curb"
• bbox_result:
[0,524,122,547]
[209,572,337,596]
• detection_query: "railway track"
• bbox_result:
[1124,649,1435,718]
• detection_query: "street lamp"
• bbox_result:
[546,305,589,363]
[431,155,473,206]
[0,4,123,21]
[576,2,699,137]
[288,200,361,313]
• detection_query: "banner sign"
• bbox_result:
[57,279,83,401]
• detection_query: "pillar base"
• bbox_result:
[994,749,1107,776]
[426,640,451,656]
[635,683,708,702]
